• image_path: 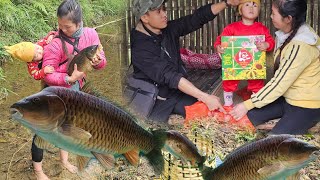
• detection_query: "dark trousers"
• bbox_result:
[149,92,197,123]
[248,97,320,134]
[31,135,44,162]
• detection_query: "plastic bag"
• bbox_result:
[185,101,255,131]
[180,48,221,69]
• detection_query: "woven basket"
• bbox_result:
[158,130,217,180]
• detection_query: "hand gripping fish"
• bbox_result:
[67,44,103,76]
[201,135,319,180]
[10,86,166,173]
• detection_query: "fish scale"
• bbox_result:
[203,135,318,180]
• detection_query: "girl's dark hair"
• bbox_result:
[273,0,307,72]
[57,0,82,61]
[57,0,82,24]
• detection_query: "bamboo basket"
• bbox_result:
[156,130,217,180]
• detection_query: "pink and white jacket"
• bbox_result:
[42,27,106,88]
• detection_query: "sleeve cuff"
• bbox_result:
[244,99,255,111]
[171,73,183,89]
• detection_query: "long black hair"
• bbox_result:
[57,0,83,61]
[57,0,82,24]
[273,0,307,72]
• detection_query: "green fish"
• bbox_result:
[202,135,319,180]
[67,45,99,75]
[164,130,206,167]
[10,86,166,173]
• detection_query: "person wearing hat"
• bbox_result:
[214,0,275,107]
[130,0,240,122]
[4,32,56,80]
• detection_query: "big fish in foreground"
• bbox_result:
[202,135,319,180]
[10,86,166,173]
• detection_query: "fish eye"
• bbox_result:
[32,97,40,103]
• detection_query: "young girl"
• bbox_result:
[230,0,320,135]
[214,0,275,106]
[4,31,56,80]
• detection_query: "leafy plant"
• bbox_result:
[235,131,256,143]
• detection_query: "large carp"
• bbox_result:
[67,44,102,75]
[202,135,319,180]
[10,86,166,173]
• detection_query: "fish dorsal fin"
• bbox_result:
[124,149,140,166]
[257,161,286,177]
[92,152,115,169]
[58,124,92,142]
[34,136,55,150]
[81,82,103,97]
[76,155,91,171]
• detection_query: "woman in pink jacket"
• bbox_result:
[33,0,106,179]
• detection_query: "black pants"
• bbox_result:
[248,97,320,134]
[31,135,44,162]
[149,92,197,123]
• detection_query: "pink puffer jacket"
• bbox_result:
[42,27,106,88]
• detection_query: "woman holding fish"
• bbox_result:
[32,0,106,179]
[230,0,320,135]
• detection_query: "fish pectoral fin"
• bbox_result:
[124,149,140,166]
[59,124,92,142]
[76,155,91,171]
[92,152,115,169]
[34,136,55,150]
[257,162,286,177]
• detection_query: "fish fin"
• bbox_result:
[124,149,140,166]
[76,155,91,171]
[59,124,92,142]
[81,82,103,98]
[200,165,214,180]
[257,162,286,177]
[34,136,55,150]
[145,130,167,175]
[92,152,115,169]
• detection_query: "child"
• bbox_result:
[214,0,275,106]
[4,31,56,80]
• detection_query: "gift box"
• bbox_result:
[221,35,266,80]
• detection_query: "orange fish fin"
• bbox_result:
[257,162,285,176]
[92,152,115,169]
[76,155,91,171]
[59,124,92,142]
[124,149,140,166]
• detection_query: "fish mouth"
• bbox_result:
[10,108,23,119]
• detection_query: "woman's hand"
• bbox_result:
[229,102,248,120]
[91,53,102,66]
[200,94,226,113]
[256,42,269,51]
[68,64,85,83]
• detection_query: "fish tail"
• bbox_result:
[198,155,207,170]
[201,165,214,180]
[145,129,167,175]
